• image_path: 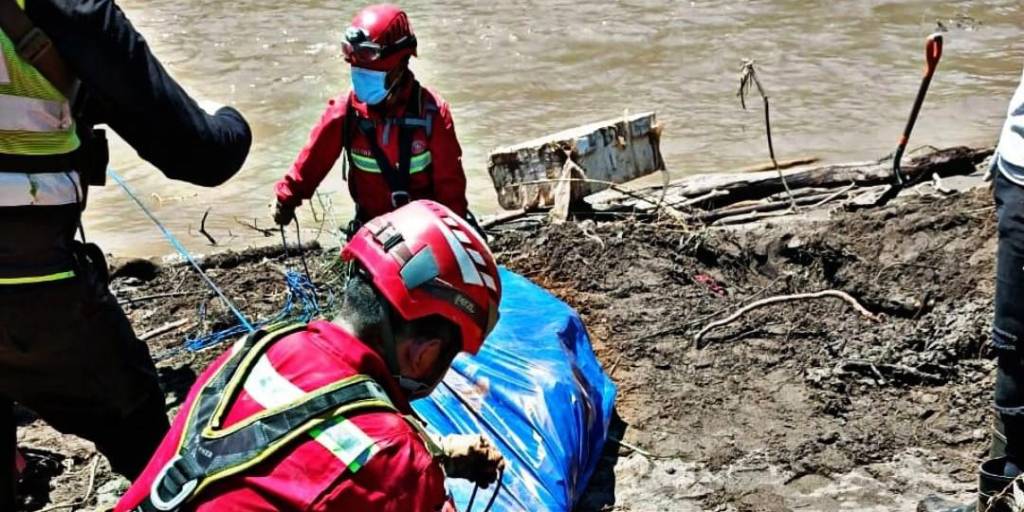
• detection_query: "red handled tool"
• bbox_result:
[875,33,944,206]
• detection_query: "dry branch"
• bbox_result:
[695,290,881,346]
[198,208,217,246]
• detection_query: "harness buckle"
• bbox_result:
[149,455,199,511]
[391,191,411,208]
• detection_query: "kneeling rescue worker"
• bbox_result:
[116,200,505,512]
[0,0,252,508]
[273,4,471,235]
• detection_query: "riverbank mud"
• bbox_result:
[16,166,999,511]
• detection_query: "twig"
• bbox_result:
[38,456,101,512]
[739,59,797,210]
[140,318,191,341]
[695,290,880,346]
[197,208,217,246]
[811,182,858,208]
[840,360,943,384]
[509,177,688,221]
[481,209,531,229]
[668,189,730,208]
[119,291,203,306]
[234,217,275,237]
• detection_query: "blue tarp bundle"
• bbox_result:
[413,268,617,511]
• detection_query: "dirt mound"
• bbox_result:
[14,188,999,511]
[492,188,997,510]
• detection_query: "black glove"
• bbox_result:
[273,202,296,226]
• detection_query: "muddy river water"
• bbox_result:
[85,0,1024,256]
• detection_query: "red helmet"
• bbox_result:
[342,201,501,354]
[343,4,417,71]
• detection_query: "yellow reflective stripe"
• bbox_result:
[0,270,75,285]
[409,152,432,174]
[0,19,79,156]
[351,151,432,175]
[350,153,380,173]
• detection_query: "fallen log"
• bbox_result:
[592,146,992,211]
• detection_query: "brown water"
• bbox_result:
[86,0,1024,256]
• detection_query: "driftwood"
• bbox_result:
[596,146,991,212]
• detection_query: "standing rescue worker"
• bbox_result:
[273,4,469,233]
[0,0,252,508]
[116,200,504,512]
[921,67,1024,512]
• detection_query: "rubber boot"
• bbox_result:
[978,458,1019,512]
[917,457,1024,512]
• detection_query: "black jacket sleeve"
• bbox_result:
[24,0,252,187]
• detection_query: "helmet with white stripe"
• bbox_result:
[341,200,501,354]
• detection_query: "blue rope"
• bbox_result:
[184,270,332,352]
[108,168,255,332]
[108,167,333,352]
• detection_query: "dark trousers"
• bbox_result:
[993,168,1024,468]
[0,266,169,510]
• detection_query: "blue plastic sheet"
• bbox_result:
[413,268,617,512]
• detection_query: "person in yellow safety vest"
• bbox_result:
[0,0,252,509]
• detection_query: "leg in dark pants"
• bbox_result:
[993,170,1024,476]
[0,270,169,496]
[0,399,13,512]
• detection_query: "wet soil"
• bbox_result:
[16,187,999,511]
[490,187,998,511]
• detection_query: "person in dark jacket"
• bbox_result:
[0,0,252,508]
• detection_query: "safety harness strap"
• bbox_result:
[138,325,399,512]
[345,82,438,210]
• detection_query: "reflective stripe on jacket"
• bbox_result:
[116,320,450,512]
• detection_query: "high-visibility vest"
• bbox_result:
[0,3,84,285]
[0,6,79,157]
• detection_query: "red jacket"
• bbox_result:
[275,79,468,222]
[116,321,449,512]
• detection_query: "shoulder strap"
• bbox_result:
[355,108,414,208]
[138,324,398,512]
[0,0,79,99]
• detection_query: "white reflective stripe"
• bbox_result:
[243,355,304,407]
[466,247,485,267]
[481,272,498,292]
[0,171,80,207]
[452,228,471,245]
[241,353,380,471]
[0,94,72,132]
[0,57,9,85]
[440,223,483,287]
[310,417,380,473]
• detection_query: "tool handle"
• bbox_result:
[925,33,943,76]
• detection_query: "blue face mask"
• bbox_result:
[351,67,390,106]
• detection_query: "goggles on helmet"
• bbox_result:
[342,27,417,64]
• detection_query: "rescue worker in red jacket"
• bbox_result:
[116,200,504,512]
[273,4,469,234]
